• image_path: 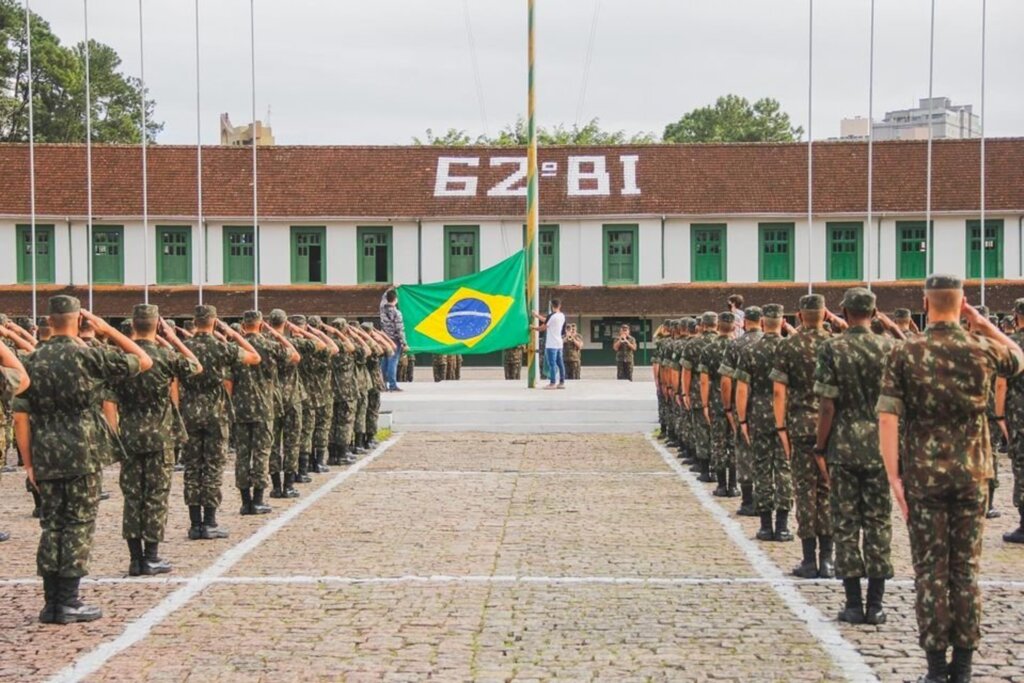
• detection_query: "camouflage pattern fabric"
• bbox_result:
[432,354,447,382]
[683,333,716,462]
[354,347,371,438]
[329,346,358,448]
[233,333,288,490]
[564,336,582,380]
[721,329,763,485]
[698,335,734,471]
[119,448,174,542]
[398,352,416,382]
[272,336,313,476]
[1006,330,1024,509]
[503,346,523,381]
[36,472,101,578]
[615,335,636,381]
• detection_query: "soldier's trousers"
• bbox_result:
[504,362,521,380]
[331,399,356,448]
[709,415,734,471]
[366,389,381,436]
[752,429,792,513]
[312,403,331,453]
[445,356,457,381]
[36,472,101,578]
[565,360,581,380]
[432,358,447,382]
[830,463,892,579]
[735,431,754,485]
[906,480,986,651]
[1011,428,1024,510]
[271,402,302,476]
[354,393,368,438]
[234,420,272,490]
[120,448,173,542]
[616,361,633,381]
[182,423,228,508]
[692,406,711,462]
[792,436,831,539]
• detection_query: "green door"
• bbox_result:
[759,223,794,281]
[358,227,392,284]
[224,226,255,284]
[91,225,124,284]
[827,222,862,281]
[157,226,191,284]
[445,226,479,279]
[291,227,325,283]
[691,224,725,282]
[896,222,928,280]
[967,220,1003,279]
[16,224,55,284]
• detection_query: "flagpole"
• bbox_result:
[525,0,540,389]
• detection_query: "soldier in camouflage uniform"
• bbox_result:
[398,349,416,383]
[15,297,151,624]
[683,313,718,482]
[1004,298,1024,544]
[563,325,583,380]
[326,318,359,465]
[656,321,678,444]
[771,294,833,578]
[614,323,638,381]
[503,345,523,380]
[699,312,737,497]
[815,288,899,625]
[432,354,447,382]
[111,306,201,576]
[668,319,693,455]
[720,307,763,516]
[878,275,1024,683]
[350,323,382,451]
[0,330,29,542]
[972,306,1006,521]
[652,323,669,437]
[269,311,320,498]
[736,304,793,542]
[892,308,920,340]
[363,323,394,445]
[298,316,337,476]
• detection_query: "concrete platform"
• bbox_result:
[381,379,657,433]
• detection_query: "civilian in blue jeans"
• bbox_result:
[531,299,567,389]
[379,289,406,391]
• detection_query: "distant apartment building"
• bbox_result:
[219,112,275,146]
[840,97,981,141]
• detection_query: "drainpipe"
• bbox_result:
[876,216,882,281]
[660,215,666,281]
[417,218,423,284]
[1019,215,1022,277]
[66,217,73,285]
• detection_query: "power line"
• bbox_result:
[575,0,602,128]
[463,0,488,138]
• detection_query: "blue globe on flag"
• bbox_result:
[446,297,492,340]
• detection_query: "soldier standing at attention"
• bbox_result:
[892,308,920,339]
[269,311,320,498]
[771,294,834,578]
[503,345,523,380]
[325,319,358,465]
[613,323,638,381]
[15,297,152,624]
[1004,298,1024,544]
[432,354,447,382]
[111,307,202,576]
[720,307,763,516]
[298,316,337,476]
[364,324,395,446]
[563,324,583,380]
[683,313,718,482]
[735,304,792,542]
[0,332,29,542]
[878,275,1023,683]
[699,312,737,497]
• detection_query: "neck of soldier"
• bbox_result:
[744,323,759,334]
[133,331,158,342]
[847,314,872,329]
[927,309,959,325]
[718,325,734,337]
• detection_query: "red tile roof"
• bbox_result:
[0,139,1021,219]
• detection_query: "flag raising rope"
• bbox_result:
[979,0,987,305]
[194,0,204,305]
[84,0,94,310]
[525,0,540,388]
[866,0,875,289]
[138,0,150,303]
[25,0,38,320]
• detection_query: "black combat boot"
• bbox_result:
[368,433,379,448]
[239,488,254,515]
[143,542,172,575]
[837,577,865,624]
[351,435,366,455]
[187,505,204,540]
[0,531,8,542]
[1003,507,1024,543]
[39,574,58,624]
[270,472,285,499]
[756,512,774,541]
[201,506,229,539]
[948,647,973,683]
[918,649,948,683]
[688,460,702,473]
[773,510,793,542]
[127,538,145,576]
[283,473,300,498]
[697,460,715,483]
[54,577,103,624]
[251,488,272,514]
[738,484,757,516]
[865,577,886,625]
[986,479,1001,519]
[792,537,818,578]
[818,536,835,578]
[327,445,341,467]
[314,449,330,473]
[296,454,312,483]
[712,469,728,497]
[341,442,356,465]
[726,465,738,497]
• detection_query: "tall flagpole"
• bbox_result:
[138,0,149,303]
[806,0,813,294]
[195,0,204,305]
[250,0,259,311]
[84,0,94,310]
[25,0,37,321]
[866,0,875,289]
[525,0,540,388]
[979,0,987,306]
[925,0,935,274]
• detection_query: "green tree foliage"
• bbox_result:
[0,0,162,143]
[415,117,656,146]
[662,95,803,143]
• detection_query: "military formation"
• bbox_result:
[652,281,1024,683]
[0,295,400,626]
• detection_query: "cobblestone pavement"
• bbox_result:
[0,435,1021,682]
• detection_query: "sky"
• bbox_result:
[29,0,1024,146]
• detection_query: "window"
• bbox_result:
[91,225,124,284]
[966,219,1003,279]
[16,224,55,284]
[603,224,639,285]
[690,224,726,282]
[156,226,191,285]
[758,223,794,282]
[521,224,559,285]
[290,226,326,284]
[357,226,393,284]
[896,221,930,280]
[444,225,479,279]
[223,226,255,284]
[826,222,862,281]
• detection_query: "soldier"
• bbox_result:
[0,331,29,542]
[675,318,698,459]
[563,325,583,380]
[878,275,1023,682]
[399,349,416,383]
[771,294,833,578]
[815,288,901,625]
[298,316,337,477]
[325,318,358,465]
[657,321,680,445]
[350,323,382,451]
[363,323,394,445]
[15,297,152,623]
[736,304,793,542]
[720,307,763,516]
[503,345,523,380]
[652,322,669,437]
[699,311,737,497]
[269,311,318,498]
[613,323,638,381]
[683,313,718,482]
[892,308,920,339]
[110,306,202,576]
[432,354,447,382]
[1005,298,1024,544]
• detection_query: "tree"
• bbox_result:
[662,95,803,143]
[414,117,656,146]
[0,0,162,143]
[412,128,473,146]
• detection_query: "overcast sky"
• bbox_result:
[30,0,1024,145]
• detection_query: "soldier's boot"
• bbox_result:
[251,488,272,515]
[986,479,1001,519]
[187,506,203,540]
[317,448,331,473]
[201,506,229,539]
[54,577,103,624]
[726,465,739,497]
[1002,507,1024,543]
[31,488,41,518]
[712,469,728,497]
[327,445,341,467]
[38,574,59,624]
[270,472,286,499]
[368,433,379,448]
[239,488,255,516]
[773,510,793,542]
[948,647,973,683]
[0,530,8,542]
[917,649,948,683]
[127,538,145,576]
[737,484,758,516]
[697,461,716,483]
[142,542,173,576]
[755,513,774,541]
[818,536,835,578]
[837,577,865,624]
[351,436,366,455]
[864,577,886,625]
[283,473,300,498]
[792,537,818,578]
[342,442,356,466]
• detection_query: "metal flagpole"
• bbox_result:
[84,0,94,310]
[925,0,935,275]
[979,0,987,306]
[525,0,540,388]
[806,0,813,294]
[139,0,149,303]
[195,0,204,305]
[250,0,259,311]
[25,0,37,321]
[866,0,875,290]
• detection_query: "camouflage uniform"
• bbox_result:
[274,320,313,488]
[328,323,358,462]
[353,345,372,447]
[432,354,447,382]
[365,335,384,440]
[398,351,416,383]
[720,311,763,511]
[683,318,717,479]
[564,335,582,380]
[615,334,637,381]
[698,319,735,493]
[233,322,287,494]
[503,346,523,380]
[1006,305,1024,540]
[298,324,333,473]
[445,354,462,380]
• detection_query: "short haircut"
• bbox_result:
[550,298,561,309]
[132,317,157,335]
[48,312,78,332]
[728,294,744,308]
[763,317,783,331]
[800,309,825,325]
[385,289,397,303]
[927,289,962,315]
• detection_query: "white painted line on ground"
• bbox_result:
[363,469,675,477]
[645,434,880,683]
[46,435,403,683]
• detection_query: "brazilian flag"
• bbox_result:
[397,250,529,355]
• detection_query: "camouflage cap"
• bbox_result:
[288,314,307,326]
[331,317,347,327]
[892,308,912,321]
[925,273,962,290]
[0,313,7,325]
[700,311,719,326]
[230,322,242,333]
[685,318,698,333]
[15,317,33,328]
[360,321,374,331]
[988,315,1000,325]
[719,311,735,324]
[743,306,763,322]
[840,287,876,314]
[1015,298,1024,316]
[975,305,990,317]
[267,308,288,325]
[119,319,133,334]
[132,303,159,320]
[762,304,784,319]
[242,310,262,324]
[48,294,81,315]
[194,304,217,321]
[308,315,323,327]
[36,316,49,329]
[181,319,195,331]
[799,294,825,311]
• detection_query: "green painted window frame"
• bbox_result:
[521,224,560,285]
[290,226,327,284]
[155,225,192,285]
[895,221,934,280]
[222,225,256,285]
[16,224,56,284]
[825,221,863,281]
[602,223,639,285]
[757,222,795,282]
[965,219,1004,279]
[690,223,727,283]
[357,226,394,284]
[91,224,125,285]
[444,225,480,279]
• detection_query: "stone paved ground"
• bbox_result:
[1,434,1022,682]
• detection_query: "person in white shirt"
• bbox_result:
[531,299,566,389]
[729,294,746,338]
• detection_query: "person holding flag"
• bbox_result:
[531,300,566,390]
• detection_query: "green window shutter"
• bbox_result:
[444,225,480,279]
[357,226,393,284]
[826,222,863,281]
[691,224,726,282]
[896,221,929,280]
[520,224,560,285]
[758,223,794,282]
[223,226,255,284]
[966,219,1003,279]
[16,224,55,284]
[603,224,639,285]
[155,226,192,285]
[290,226,326,284]
[91,225,124,284]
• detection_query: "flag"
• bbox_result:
[397,250,529,355]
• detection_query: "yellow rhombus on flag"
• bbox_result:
[414,287,515,349]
